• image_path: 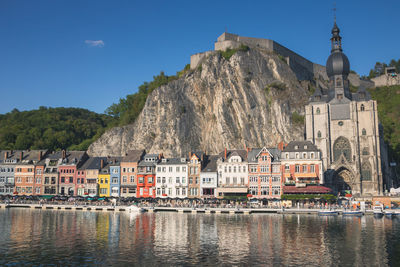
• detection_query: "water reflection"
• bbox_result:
[0,209,399,266]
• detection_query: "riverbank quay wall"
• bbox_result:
[0,203,384,216]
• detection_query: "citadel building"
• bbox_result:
[305,22,386,196]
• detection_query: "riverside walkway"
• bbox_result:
[0,203,375,215]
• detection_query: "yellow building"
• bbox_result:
[98,168,111,197]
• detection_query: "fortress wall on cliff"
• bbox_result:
[191,32,326,81]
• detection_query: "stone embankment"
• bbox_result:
[0,203,377,215]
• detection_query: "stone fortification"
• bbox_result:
[191,32,327,81]
[371,68,400,87]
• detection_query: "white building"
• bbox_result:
[217,149,248,198]
[155,158,188,198]
[200,155,219,198]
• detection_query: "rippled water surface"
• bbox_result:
[1,209,400,266]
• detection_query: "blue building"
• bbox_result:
[109,157,122,197]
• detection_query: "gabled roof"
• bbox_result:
[218,149,247,161]
[79,157,106,170]
[201,155,218,172]
[122,149,145,162]
[247,147,281,163]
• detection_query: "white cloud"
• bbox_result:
[84,40,105,47]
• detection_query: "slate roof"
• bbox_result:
[157,158,187,165]
[282,141,319,153]
[218,149,247,161]
[201,155,218,172]
[79,157,106,170]
[122,150,145,162]
[247,148,281,163]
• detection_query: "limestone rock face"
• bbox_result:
[88,49,311,157]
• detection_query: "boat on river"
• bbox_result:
[373,206,384,217]
[342,210,363,216]
[126,205,144,213]
[318,209,339,216]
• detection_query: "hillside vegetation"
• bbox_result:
[368,85,400,167]
[0,107,113,151]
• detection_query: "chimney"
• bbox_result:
[158,153,163,160]
[247,147,250,158]
[62,150,66,159]
[4,151,8,159]
[224,148,227,159]
[38,151,43,161]
[201,153,204,162]
[20,151,23,161]
[100,159,104,169]
[189,152,192,159]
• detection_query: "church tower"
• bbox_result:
[305,21,384,196]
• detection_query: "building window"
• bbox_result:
[148,177,153,183]
[310,165,315,173]
[336,77,342,87]
[316,107,320,114]
[261,186,268,195]
[138,177,144,183]
[272,186,280,195]
[250,186,258,195]
[100,188,107,195]
[295,165,300,173]
[302,165,307,173]
[123,176,127,183]
[317,131,322,138]
[360,104,365,111]
[311,153,314,159]
[361,161,372,181]
[176,177,180,184]
[130,176,135,183]
[333,136,352,162]
[285,164,290,172]
[362,128,367,136]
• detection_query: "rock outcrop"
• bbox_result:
[88,49,315,157]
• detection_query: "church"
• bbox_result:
[305,21,384,197]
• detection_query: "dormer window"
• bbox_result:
[315,95,321,101]
[294,146,298,150]
[285,153,289,159]
[302,153,307,158]
[304,145,307,149]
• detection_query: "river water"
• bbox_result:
[0,209,399,266]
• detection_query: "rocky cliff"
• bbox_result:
[88,48,315,157]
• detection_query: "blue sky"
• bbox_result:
[0,0,399,114]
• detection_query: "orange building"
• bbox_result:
[248,147,282,199]
[120,150,145,198]
[14,150,47,195]
[188,152,204,198]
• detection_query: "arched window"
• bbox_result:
[317,131,322,138]
[316,107,320,114]
[362,147,369,155]
[333,136,352,162]
[362,128,367,136]
[360,104,365,111]
[361,161,372,181]
[336,77,342,87]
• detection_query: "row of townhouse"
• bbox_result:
[0,140,330,198]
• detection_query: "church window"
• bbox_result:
[337,94,343,100]
[361,161,372,181]
[317,131,322,138]
[362,147,369,155]
[362,128,367,136]
[336,77,342,87]
[333,136,352,162]
[338,121,343,126]
[316,107,320,114]
[360,104,365,111]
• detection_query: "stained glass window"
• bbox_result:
[333,137,351,162]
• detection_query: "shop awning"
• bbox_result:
[283,185,332,194]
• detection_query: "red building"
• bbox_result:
[58,151,88,196]
[137,154,160,198]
